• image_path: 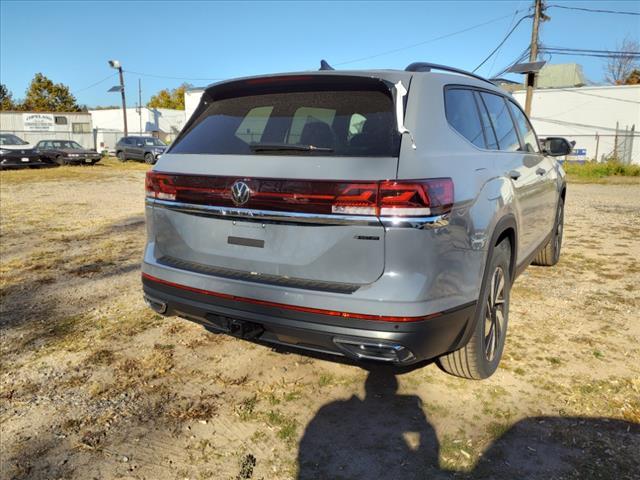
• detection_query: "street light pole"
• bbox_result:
[109,60,128,137]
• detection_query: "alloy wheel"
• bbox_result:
[484,266,506,362]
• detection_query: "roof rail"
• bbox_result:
[405,62,496,87]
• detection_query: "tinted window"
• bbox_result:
[0,134,27,145]
[507,101,539,152]
[444,88,485,148]
[142,137,165,146]
[479,92,520,152]
[474,92,499,150]
[170,89,398,157]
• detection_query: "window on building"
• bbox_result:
[479,92,521,152]
[444,88,486,148]
[54,116,68,125]
[72,123,91,133]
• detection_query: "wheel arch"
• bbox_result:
[447,214,517,354]
[490,214,518,282]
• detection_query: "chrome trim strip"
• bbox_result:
[146,198,449,229]
[380,215,450,230]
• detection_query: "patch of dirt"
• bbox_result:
[1,169,639,479]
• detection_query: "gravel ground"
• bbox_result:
[1,165,638,480]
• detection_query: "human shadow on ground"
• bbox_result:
[297,367,640,480]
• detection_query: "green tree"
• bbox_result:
[0,83,16,110]
[147,83,190,110]
[22,73,81,112]
[623,69,640,85]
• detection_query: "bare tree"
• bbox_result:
[604,37,640,85]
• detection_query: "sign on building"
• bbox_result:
[566,148,587,161]
[23,113,54,131]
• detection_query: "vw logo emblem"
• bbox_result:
[230,181,251,206]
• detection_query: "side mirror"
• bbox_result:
[542,137,574,157]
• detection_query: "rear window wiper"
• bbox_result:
[249,143,333,153]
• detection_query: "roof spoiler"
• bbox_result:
[405,62,496,87]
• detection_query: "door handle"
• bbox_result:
[509,170,521,180]
[536,167,546,176]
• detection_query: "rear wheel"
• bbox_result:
[438,239,511,379]
[533,196,564,266]
[144,153,155,164]
[117,151,126,162]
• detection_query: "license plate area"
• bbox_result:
[21,157,29,162]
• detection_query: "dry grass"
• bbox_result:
[0,156,150,185]
[1,164,639,479]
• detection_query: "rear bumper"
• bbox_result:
[142,274,476,365]
[0,158,47,168]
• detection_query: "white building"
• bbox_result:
[512,85,640,164]
[89,107,187,152]
[185,80,640,164]
[185,88,205,122]
[0,111,93,147]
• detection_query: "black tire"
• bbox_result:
[56,155,67,166]
[144,153,155,165]
[117,151,126,162]
[438,239,511,379]
[533,196,564,267]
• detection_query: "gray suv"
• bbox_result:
[116,136,167,164]
[142,63,570,379]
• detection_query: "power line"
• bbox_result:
[547,4,640,16]
[73,73,117,94]
[542,46,640,55]
[488,4,523,77]
[492,47,531,78]
[333,9,529,66]
[472,14,533,73]
[539,50,640,59]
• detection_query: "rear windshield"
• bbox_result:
[169,88,399,157]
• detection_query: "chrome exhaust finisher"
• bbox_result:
[333,338,416,364]
[144,295,168,314]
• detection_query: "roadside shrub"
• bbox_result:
[563,160,640,178]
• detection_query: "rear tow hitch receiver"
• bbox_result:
[228,319,264,339]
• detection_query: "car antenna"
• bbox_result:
[319,59,335,71]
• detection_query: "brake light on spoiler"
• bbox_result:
[146,172,453,217]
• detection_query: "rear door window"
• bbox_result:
[479,92,521,152]
[444,88,486,148]
[170,87,399,157]
[507,101,540,153]
[474,92,499,150]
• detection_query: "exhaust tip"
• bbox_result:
[333,338,415,364]
[144,296,167,314]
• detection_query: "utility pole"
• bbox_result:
[138,78,143,135]
[108,60,128,137]
[524,0,543,116]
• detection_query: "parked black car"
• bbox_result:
[35,140,102,166]
[0,133,47,169]
[115,136,167,164]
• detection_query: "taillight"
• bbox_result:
[379,179,453,216]
[146,171,453,217]
[146,171,177,201]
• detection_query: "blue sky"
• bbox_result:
[1,1,638,107]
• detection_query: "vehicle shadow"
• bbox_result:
[297,367,639,480]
